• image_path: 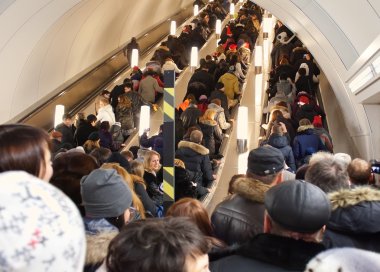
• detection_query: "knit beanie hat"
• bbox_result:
[81,169,132,218]
[0,171,86,271]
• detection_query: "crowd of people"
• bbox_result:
[0,0,380,272]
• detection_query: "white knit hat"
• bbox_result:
[0,171,86,271]
[305,248,380,272]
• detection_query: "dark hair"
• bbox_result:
[305,158,350,193]
[279,73,287,80]
[0,124,52,178]
[106,217,210,272]
[100,121,110,131]
[62,113,72,120]
[50,152,98,215]
[87,114,97,123]
[124,82,133,89]
[90,147,112,166]
[298,67,307,76]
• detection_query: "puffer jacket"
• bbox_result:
[293,125,326,166]
[218,72,239,100]
[323,186,380,253]
[115,104,134,133]
[211,176,271,246]
[199,119,223,155]
[180,104,202,131]
[175,140,214,183]
[268,134,296,171]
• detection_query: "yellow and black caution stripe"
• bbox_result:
[163,70,175,211]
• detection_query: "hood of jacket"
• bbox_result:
[221,72,238,80]
[268,134,289,149]
[297,124,314,133]
[327,186,380,233]
[199,118,217,126]
[86,231,118,265]
[208,103,224,113]
[232,176,271,203]
[178,140,209,155]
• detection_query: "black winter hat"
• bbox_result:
[265,179,331,233]
[247,146,284,176]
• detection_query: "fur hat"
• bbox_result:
[265,179,331,233]
[81,169,132,218]
[247,146,285,176]
[306,248,380,272]
[0,171,86,271]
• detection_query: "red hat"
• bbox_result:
[313,115,323,127]
[229,44,237,51]
[299,96,309,105]
[226,26,232,36]
[133,66,139,71]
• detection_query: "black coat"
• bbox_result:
[180,105,202,131]
[211,234,325,272]
[143,170,163,206]
[323,186,380,253]
[199,119,223,155]
[74,122,97,146]
[134,181,157,217]
[175,140,214,183]
[175,166,197,201]
[211,177,270,246]
[188,69,215,97]
[55,123,75,147]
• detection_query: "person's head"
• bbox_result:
[271,123,283,136]
[279,73,287,80]
[50,152,98,215]
[269,110,283,123]
[306,248,380,272]
[264,180,331,243]
[186,93,197,104]
[118,95,132,108]
[347,158,373,185]
[87,114,97,126]
[190,129,203,144]
[305,157,350,193]
[106,217,210,272]
[334,153,352,169]
[123,82,133,93]
[101,163,145,219]
[62,113,73,126]
[89,147,112,166]
[308,151,334,165]
[131,37,137,43]
[81,168,133,228]
[0,124,53,181]
[299,118,312,127]
[99,97,110,108]
[130,159,145,177]
[167,198,213,237]
[246,146,285,185]
[211,98,221,106]
[215,82,224,91]
[100,121,110,131]
[120,150,134,162]
[0,171,86,271]
[143,150,161,173]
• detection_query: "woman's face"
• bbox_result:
[39,144,53,182]
[149,155,161,172]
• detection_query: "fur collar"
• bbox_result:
[297,124,314,133]
[329,186,380,210]
[232,177,271,203]
[86,231,118,265]
[178,140,209,155]
[199,118,217,126]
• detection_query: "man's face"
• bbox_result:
[124,87,131,93]
[63,118,72,126]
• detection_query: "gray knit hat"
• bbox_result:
[81,168,132,218]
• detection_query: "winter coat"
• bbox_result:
[83,218,118,272]
[218,72,239,100]
[294,104,320,123]
[268,134,296,171]
[210,234,325,272]
[175,166,197,201]
[115,104,134,133]
[314,127,333,152]
[175,140,214,183]
[98,129,113,149]
[199,119,223,155]
[96,105,115,126]
[162,60,182,73]
[143,170,163,206]
[208,103,231,130]
[211,177,270,246]
[122,92,146,116]
[323,186,380,253]
[74,122,98,146]
[180,105,202,131]
[293,125,326,166]
[140,132,163,160]
[188,69,215,97]
[55,123,75,147]
[138,75,163,103]
[210,89,230,120]
[132,175,157,217]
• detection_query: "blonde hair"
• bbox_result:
[101,163,146,219]
[199,109,216,122]
[130,160,145,177]
[83,140,100,154]
[143,150,161,172]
